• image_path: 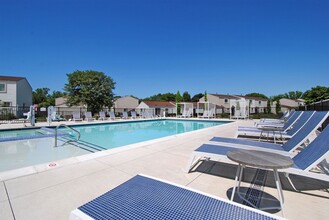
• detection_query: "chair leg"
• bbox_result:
[284,173,300,192]
[185,155,199,173]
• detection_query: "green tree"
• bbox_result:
[204,90,208,110]
[176,91,182,114]
[191,93,203,102]
[284,91,303,100]
[144,93,175,101]
[245,93,268,99]
[64,70,116,114]
[302,86,329,104]
[32,88,66,107]
[267,99,271,113]
[47,90,66,106]
[182,91,191,102]
[271,94,285,102]
[275,100,281,114]
[33,88,50,106]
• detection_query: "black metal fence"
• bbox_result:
[300,99,329,111]
[0,106,31,120]
[299,99,329,129]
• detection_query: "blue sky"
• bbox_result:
[0,0,328,99]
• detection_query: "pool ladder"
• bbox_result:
[54,124,81,147]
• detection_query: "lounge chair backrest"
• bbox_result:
[99,112,105,117]
[282,111,289,119]
[131,111,137,118]
[109,112,115,119]
[73,112,80,119]
[283,111,329,151]
[123,112,128,118]
[293,121,329,171]
[286,111,315,136]
[282,111,303,130]
[85,112,92,118]
[203,110,209,117]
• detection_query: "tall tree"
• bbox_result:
[302,86,329,104]
[204,90,208,102]
[176,91,182,114]
[204,90,208,110]
[182,91,191,102]
[48,90,66,106]
[245,93,268,99]
[64,70,116,114]
[191,93,203,102]
[33,88,50,106]
[267,99,272,114]
[143,93,175,101]
[283,91,303,100]
[275,100,281,114]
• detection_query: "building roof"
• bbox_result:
[0,75,33,90]
[0,76,26,81]
[143,101,176,108]
[242,96,268,101]
[210,93,268,101]
[210,94,238,99]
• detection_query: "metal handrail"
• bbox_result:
[54,124,80,147]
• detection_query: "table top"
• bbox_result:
[227,150,293,169]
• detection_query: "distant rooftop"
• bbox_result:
[210,93,268,101]
[143,101,176,107]
[0,76,26,81]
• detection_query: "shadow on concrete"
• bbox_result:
[192,160,329,198]
[227,187,281,214]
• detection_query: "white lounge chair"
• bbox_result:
[84,112,95,121]
[131,111,137,119]
[258,110,292,124]
[122,111,129,119]
[208,111,329,154]
[72,112,83,122]
[98,111,107,120]
[51,112,65,121]
[237,111,311,142]
[109,112,116,120]
[199,110,209,118]
[70,174,282,220]
[181,108,193,118]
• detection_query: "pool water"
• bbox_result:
[0,119,230,172]
[0,129,45,140]
[66,119,227,149]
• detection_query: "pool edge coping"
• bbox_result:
[0,118,237,181]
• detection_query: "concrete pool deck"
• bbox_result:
[0,119,328,219]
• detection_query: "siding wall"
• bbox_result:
[16,79,32,107]
[114,97,139,109]
[0,80,17,106]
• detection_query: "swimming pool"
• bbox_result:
[0,119,230,172]
[65,119,228,150]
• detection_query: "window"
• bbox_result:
[258,101,262,105]
[224,99,228,103]
[0,83,6,92]
[2,102,11,107]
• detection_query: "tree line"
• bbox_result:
[32,69,329,114]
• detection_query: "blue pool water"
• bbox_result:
[0,129,45,140]
[0,119,230,172]
[62,119,228,150]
